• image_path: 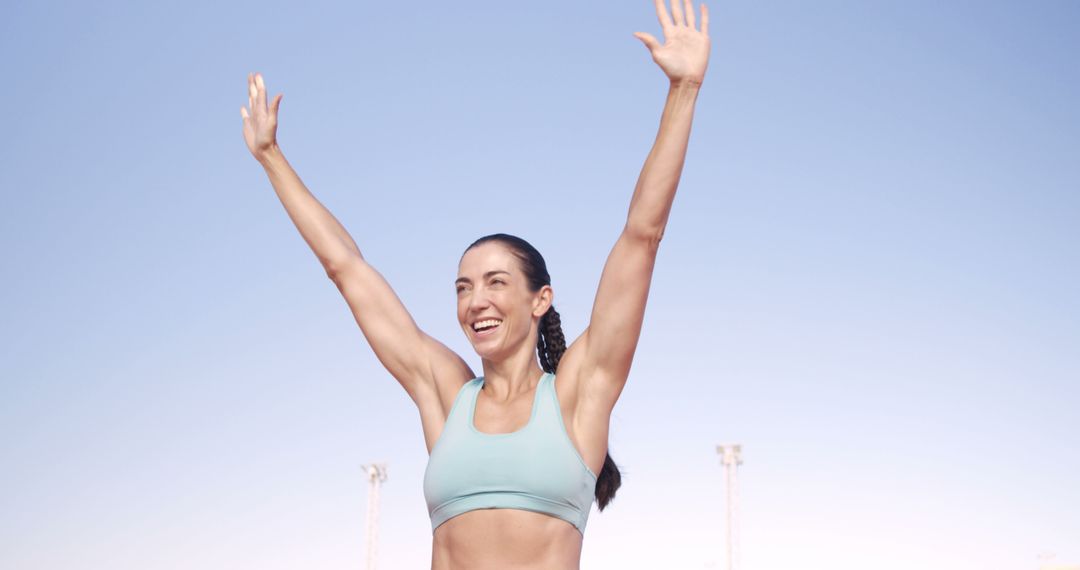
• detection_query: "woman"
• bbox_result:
[240,1,710,567]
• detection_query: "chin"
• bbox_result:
[470,340,507,362]
[470,344,497,360]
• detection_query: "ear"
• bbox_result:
[531,285,553,318]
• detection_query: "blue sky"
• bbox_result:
[2,0,1078,568]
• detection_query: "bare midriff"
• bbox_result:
[430,508,583,570]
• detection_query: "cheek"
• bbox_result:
[456,298,467,321]
[510,296,534,323]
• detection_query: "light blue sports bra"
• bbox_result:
[423,372,599,534]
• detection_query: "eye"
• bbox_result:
[491,279,505,286]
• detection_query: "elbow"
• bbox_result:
[325,254,361,282]
[623,221,665,251]
[324,259,343,281]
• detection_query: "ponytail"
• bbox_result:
[537,306,566,375]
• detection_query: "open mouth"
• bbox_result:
[472,319,503,337]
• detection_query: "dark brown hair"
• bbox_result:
[464,233,622,511]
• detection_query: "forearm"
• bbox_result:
[625,80,701,240]
[256,144,362,273]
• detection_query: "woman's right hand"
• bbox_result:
[240,72,284,160]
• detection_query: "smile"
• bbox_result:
[472,319,503,336]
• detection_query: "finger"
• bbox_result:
[256,73,267,116]
[248,73,257,114]
[241,106,249,120]
[701,2,709,36]
[670,0,685,27]
[633,31,661,52]
[653,0,674,29]
[684,0,696,30]
[270,93,283,118]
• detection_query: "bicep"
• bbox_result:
[581,228,660,394]
[330,256,472,404]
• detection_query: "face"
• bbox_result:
[456,242,552,361]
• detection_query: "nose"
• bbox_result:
[467,287,492,314]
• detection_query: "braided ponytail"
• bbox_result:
[465,233,623,512]
[537,306,565,375]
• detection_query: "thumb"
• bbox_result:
[632,31,660,52]
[271,93,283,116]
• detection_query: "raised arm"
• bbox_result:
[574,1,710,408]
[240,73,473,407]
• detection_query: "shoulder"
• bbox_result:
[436,375,479,415]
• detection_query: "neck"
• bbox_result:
[480,354,547,402]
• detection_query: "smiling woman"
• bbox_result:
[240,1,710,568]
[429,233,620,529]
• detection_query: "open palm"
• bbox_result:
[240,72,284,158]
[633,0,711,85]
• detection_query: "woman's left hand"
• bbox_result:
[633,0,711,86]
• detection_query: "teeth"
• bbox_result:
[473,319,502,331]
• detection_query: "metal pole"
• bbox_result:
[716,444,742,570]
[361,463,388,570]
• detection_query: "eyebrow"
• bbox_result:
[455,270,510,286]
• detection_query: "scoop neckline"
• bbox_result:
[469,372,550,437]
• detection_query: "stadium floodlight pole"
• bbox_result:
[361,462,389,570]
[716,444,743,570]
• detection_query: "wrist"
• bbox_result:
[255,143,285,167]
[670,77,703,90]
[666,79,701,108]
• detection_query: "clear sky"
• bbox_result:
[2,0,1078,568]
